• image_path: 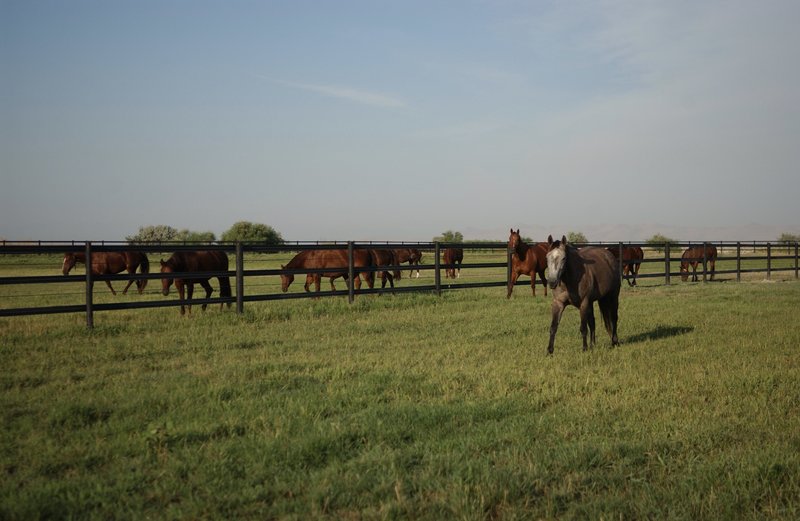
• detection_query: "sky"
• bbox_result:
[2,0,799,242]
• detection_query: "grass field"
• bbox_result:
[1,254,800,519]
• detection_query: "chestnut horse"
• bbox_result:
[62,251,150,295]
[160,251,232,315]
[507,229,548,298]
[680,244,717,282]
[606,245,645,286]
[443,247,463,279]
[545,235,620,354]
[281,249,374,293]
[393,248,423,278]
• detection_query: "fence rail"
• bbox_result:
[1,240,797,327]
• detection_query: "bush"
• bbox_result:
[221,221,283,245]
[566,231,588,244]
[646,234,678,253]
[433,230,464,243]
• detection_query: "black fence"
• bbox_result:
[0,240,797,328]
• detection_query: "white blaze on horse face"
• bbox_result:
[546,248,566,288]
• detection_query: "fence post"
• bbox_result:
[235,242,244,314]
[506,246,512,294]
[434,242,441,297]
[348,241,355,304]
[664,242,670,285]
[736,242,741,283]
[795,242,798,279]
[618,242,624,283]
[767,242,772,280]
[702,242,708,283]
[85,241,94,329]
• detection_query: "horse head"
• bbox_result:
[280,265,294,292]
[61,253,76,275]
[159,259,175,296]
[546,235,568,289]
[508,228,522,253]
[679,261,690,282]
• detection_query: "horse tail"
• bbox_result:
[138,254,150,291]
[598,294,618,340]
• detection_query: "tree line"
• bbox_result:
[126,221,283,245]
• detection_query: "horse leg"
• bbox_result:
[122,267,136,294]
[579,299,592,351]
[507,271,518,299]
[199,279,213,311]
[710,259,716,281]
[539,270,548,297]
[176,280,186,315]
[547,299,566,354]
[105,279,117,295]
[185,282,194,314]
[692,262,699,282]
[587,304,597,348]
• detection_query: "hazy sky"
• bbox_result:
[2,0,798,241]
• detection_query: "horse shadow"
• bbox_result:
[624,325,693,343]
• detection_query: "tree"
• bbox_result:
[433,230,463,243]
[221,221,283,245]
[126,225,179,243]
[566,231,588,244]
[646,233,678,253]
[175,229,216,243]
[777,232,800,245]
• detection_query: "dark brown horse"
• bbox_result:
[606,245,645,286]
[545,235,620,354]
[281,249,374,293]
[62,251,150,295]
[443,248,463,279]
[393,248,423,278]
[680,244,717,282]
[369,249,399,290]
[507,229,549,298]
[160,251,232,315]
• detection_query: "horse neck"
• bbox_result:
[512,239,529,259]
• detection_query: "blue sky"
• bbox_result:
[2,0,799,241]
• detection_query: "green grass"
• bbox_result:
[1,257,800,519]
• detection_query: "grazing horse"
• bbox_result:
[160,251,232,315]
[545,235,620,354]
[606,245,645,286]
[369,249,399,291]
[443,248,463,279]
[281,249,374,294]
[507,229,549,298]
[680,244,717,282]
[62,251,150,295]
[393,248,423,278]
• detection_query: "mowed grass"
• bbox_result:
[1,273,800,519]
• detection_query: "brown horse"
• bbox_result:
[393,248,423,278]
[62,251,150,295]
[680,244,717,282]
[507,229,548,298]
[545,235,620,354]
[281,249,374,293]
[369,249,399,290]
[160,251,232,315]
[443,247,463,279]
[606,245,645,286]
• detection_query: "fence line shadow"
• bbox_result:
[625,325,694,344]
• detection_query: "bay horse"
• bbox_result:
[393,248,423,278]
[62,251,150,295]
[545,235,620,354]
[680,244,717,282]
[281,249,374,294]
[507,229,548,298]
[443,247,463,279]
[606,245,645,286]
[160,251,232,315]
[369,249,399,290]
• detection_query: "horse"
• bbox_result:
[369,249,399,291]
[159,251,232,315]
[680,244,717,282]
[606,245,645,286]
[507,229,549,298]
[545,235,620,354]
[62,251,150,295]
[281,249,374,294]
[443,247,463,279]
[393,248,423,278]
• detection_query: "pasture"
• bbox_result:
[1,256,799,519]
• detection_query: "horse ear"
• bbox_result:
[281,264,285,269]
[561,235,568,245]
[510,228,513,233]
[515,228,519,234]
[547,235,554,246]
[160,259,166,266]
